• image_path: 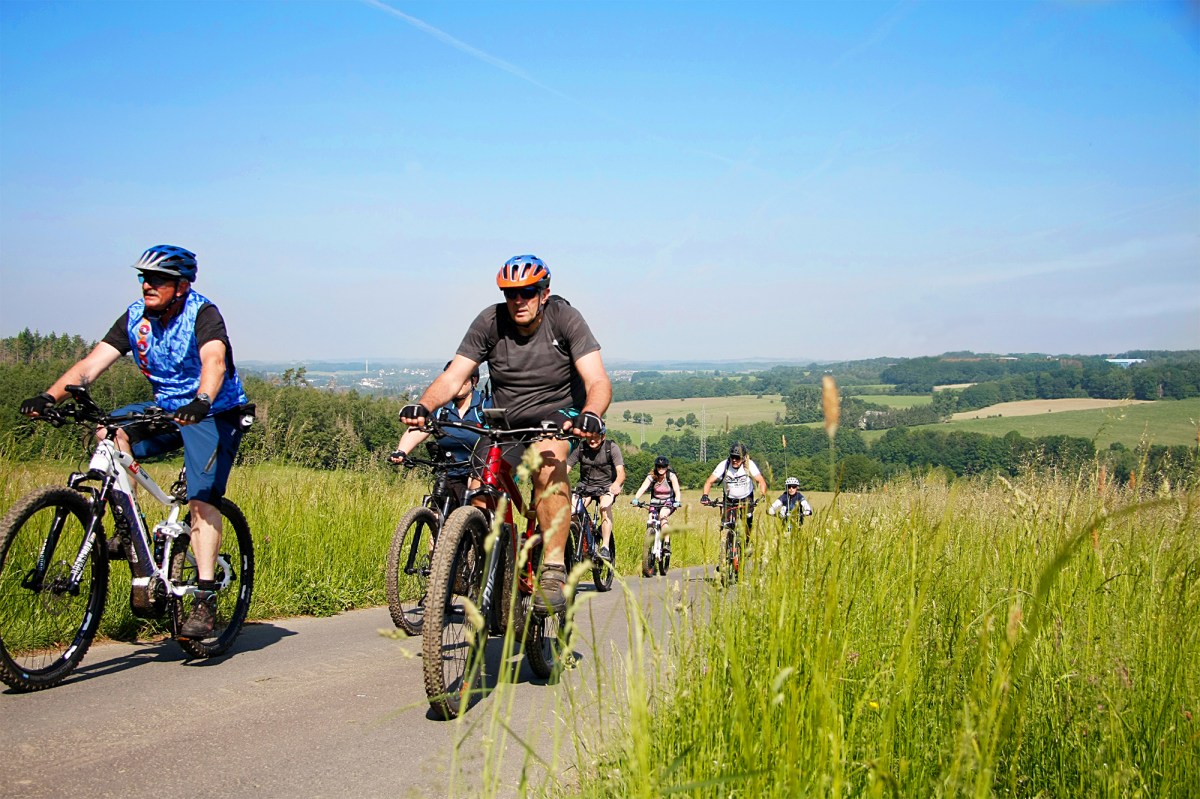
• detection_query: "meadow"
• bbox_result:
[607,394,930,444]
[561,473,1199,798]
[938,397,1200,449]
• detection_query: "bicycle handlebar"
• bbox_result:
[32,385,177,433]
[701,497,760,509]
[420,416,573,444]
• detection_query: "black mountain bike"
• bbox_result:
[702,496,757,585]
[0,385,255,691]
[386,446,466,636]
[570,490,615,592]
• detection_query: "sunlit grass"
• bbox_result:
[553,473,1199,797]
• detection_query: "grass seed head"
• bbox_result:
[822,375,840,440]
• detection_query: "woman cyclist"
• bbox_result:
[631,455,682,575]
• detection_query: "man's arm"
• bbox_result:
[44,343,124,403]
[563,350,612,443]
[611,463,626,495]
[404,355,480,426]
[196,339,228,400]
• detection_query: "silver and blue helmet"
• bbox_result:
[132,245,198,282]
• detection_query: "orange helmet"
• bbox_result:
[497,254,550,290]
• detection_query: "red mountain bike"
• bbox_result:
[419,410,574,720]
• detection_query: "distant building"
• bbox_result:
[1106,358,1146,369]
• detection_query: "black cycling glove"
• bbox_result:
[576,411,604,436]
[399,403,430,422]
[700,494,711,505]
[389,450,407,464]
[174,396,212,424]
[20,392,56,417]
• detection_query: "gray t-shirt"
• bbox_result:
[456,296,601,428]
[567,438,625,494]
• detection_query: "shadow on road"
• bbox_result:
[32,622,299,690]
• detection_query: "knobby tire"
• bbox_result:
[172,498,254,658]
[0,487,109,691]
[386,506,438,635]
[422,506,489,720]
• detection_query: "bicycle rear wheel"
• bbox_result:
[0,487,109,692]
[172,498,254,658]
[386,506,438,635]
[422,506,489,720]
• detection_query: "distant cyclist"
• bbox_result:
[767,477,813,525]
[566,428,625,563]
[390,361,489,507]
[399,254,611,615]
[701,442,769,536]
[631,455,683,574]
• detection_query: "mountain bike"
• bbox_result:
[702,497,757,585]
[570,490,615,592]
[419,410,574,720]
[385,446,467,636]
[632,498,678,577]
[0,385,255,692]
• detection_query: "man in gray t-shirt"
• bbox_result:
[400,255,612,615]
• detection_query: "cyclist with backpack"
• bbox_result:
[566,429,625,562]
[399,254,611,615]
[701,442,769,537]
[631,455,683,570]
[767,477,813,524]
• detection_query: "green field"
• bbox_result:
[608,395,787,444]
[607,393,930,444]
[936,397,1200,448]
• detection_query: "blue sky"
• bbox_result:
[2,0,1197,363]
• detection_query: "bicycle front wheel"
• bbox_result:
[422,506,489,720]
[172,498,254,658]
[386,506,439,635]
[0,487,109,692]
[592,524,614,592]
[523,535,569,682]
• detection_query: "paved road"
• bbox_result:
[0,567,714,799]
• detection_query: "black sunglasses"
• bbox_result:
[137,273,177,287]
[503,286,541,301]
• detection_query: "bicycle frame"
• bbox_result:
[28,396,228,606]
[571,492,603,558]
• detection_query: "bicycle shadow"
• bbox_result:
[54,622,297,687]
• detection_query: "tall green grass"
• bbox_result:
[563,474,1199,797]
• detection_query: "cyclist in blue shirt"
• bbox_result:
[390,362,490,506]
[20,245,249,640]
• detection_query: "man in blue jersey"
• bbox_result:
[21,245,250,640]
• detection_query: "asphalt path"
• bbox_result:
[0,566,715,799]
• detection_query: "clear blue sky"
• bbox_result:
[2,1,1197,363]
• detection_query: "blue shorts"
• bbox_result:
[113,401,244,504]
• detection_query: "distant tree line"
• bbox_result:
[4,332,1196,491]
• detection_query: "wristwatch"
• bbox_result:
[195,392,212,404]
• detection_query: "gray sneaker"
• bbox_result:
[533,563,567,616]
[598,545,612,563]
[179,590,217,639]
